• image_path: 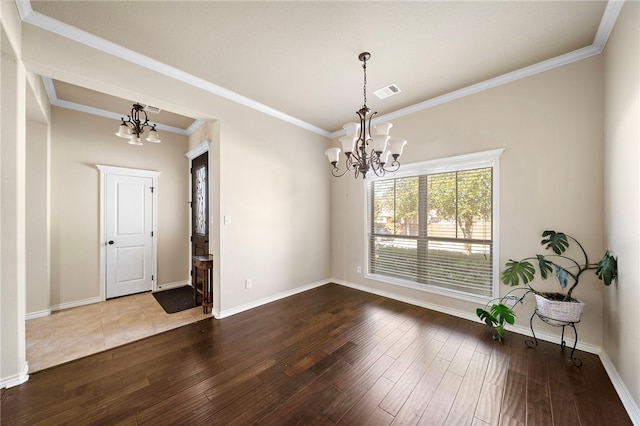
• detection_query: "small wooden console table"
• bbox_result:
[192,254,214,314]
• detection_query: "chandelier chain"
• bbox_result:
[362,59,367,108]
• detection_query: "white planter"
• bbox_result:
[535,293,585,326]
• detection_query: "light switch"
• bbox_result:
[224,215,231,225]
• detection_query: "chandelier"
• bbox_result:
[325,52,407,178]
[115,103,161,145]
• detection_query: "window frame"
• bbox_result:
[364,148,505,303]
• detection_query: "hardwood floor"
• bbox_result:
[1,284,631,425]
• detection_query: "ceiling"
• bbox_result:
[26,1,613,136]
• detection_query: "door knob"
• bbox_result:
[108,240,115,245]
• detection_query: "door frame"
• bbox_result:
[97,165,160,301]
[186,140,211,287]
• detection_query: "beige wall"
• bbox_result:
[330,56,607,347]
[217,102,330,313]
[1,0,28,386]
[8,4,636,417]
[22,17,332,316]
[50,108,190,305]
[603,1,640,411]
[25,70,52,316]
[25,119,50,314]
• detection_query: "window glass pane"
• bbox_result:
[393,177,419,236]
[372,177,419,236]
[427,172,456,238]
[195,165,207,235]
[368,163,495,299]
[425,241,493,297]
[372,179,394,235]
[456,168,492,242]
[370,237,417,282]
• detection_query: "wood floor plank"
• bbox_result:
[418,369,464,425]
[526,342,553,425]
[484,336,510,386]
[474,381,503,426]
[499,334,528,426]
[135,390,211,425]
[324,354,395,422]
[445,350,490,425]
[1,284,632,425]
[368,407,396,425]
[379,338,445,416]
[383,327,438,383]
[257,361,349,426]
[394,356,451,425]
[448,321,482,376]
[338,377,395,425]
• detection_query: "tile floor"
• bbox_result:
[26,290,211,372]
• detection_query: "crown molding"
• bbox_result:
[42,77,191,135]
[593,1,625,51]
[17,0,330,138]
[18,0,623,141]
[328,0,624,139]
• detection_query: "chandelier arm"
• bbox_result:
[366,111,377,143]
[382,160,401,174]
[139,109,150,127]
[371,167,386,178]
[330,164,352,178]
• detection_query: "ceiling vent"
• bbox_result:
[143,104,162,114]
[374,83,401,100]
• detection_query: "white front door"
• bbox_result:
[105,173,154,298]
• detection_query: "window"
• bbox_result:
[367,149,503,300]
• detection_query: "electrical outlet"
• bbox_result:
[357,266,362,274]
[245,279,252,289]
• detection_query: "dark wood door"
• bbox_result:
[191,152,209,257]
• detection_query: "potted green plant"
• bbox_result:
[477,230,618,341]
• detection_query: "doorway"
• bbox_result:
[191,152,209,256]
[190,152,209,299]
[98,165,160,300]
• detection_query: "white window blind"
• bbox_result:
[367,151,500,299]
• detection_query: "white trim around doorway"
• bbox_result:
[96,165,160,301]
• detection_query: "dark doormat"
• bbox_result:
[152,286,197,314]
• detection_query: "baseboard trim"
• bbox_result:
[216,279,329,319]
[0,362,29,389]
[331,279,602,355]
[29,284,189,317]
[599,351,640,425]
[156,280,189,291]
[49,296,102,312]
[25,309,52,320]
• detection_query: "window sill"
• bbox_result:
[364,272,495,305]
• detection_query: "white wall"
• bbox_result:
[603,0,640,415]
[330,56,607,348]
